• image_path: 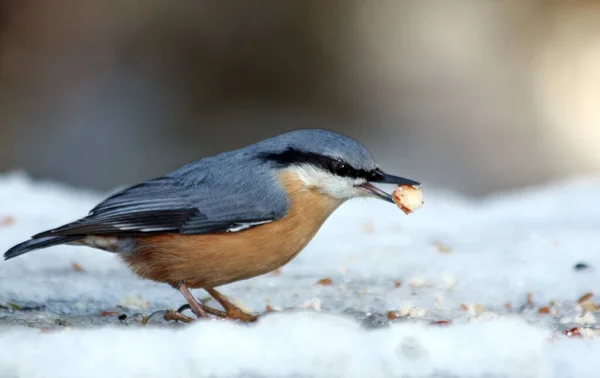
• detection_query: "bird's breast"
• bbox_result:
[123,169,343,288]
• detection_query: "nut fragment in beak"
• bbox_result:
[392,185,424,215]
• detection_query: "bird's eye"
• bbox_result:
[333,160,350,176]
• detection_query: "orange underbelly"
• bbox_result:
[120,170,342,288]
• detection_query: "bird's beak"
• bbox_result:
[359,170,421,204]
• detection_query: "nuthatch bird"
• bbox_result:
[4,129,420,323]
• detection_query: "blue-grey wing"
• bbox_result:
[34,170,289,237]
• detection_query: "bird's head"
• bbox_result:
[256,129,420,203]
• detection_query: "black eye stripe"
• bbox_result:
[259,148,373,180]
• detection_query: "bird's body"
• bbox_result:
[122,169,341,288]
[4,129,420,322]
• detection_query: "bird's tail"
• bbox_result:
[4,236,82,260]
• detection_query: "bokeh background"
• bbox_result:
[1,0,600,196]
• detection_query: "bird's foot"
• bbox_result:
[143,309,195,325]
[176,303,258,322]
[144,304,259,325]
[143,285,259,325]
[205,288,259,323]
[143,303,232,325]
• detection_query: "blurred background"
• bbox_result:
[1,0,600,196]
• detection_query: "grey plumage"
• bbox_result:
[4,129,379,260]
[255,129,378,172]
[34,150,291,237]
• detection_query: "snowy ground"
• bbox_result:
[1,171,600,377]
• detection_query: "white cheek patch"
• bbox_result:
[289,165,366,200]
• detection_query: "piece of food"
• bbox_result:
[392,185,424,214]
[315,278,333,286]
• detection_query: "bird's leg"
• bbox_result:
[176,282,209,319]
[205,288,258,322]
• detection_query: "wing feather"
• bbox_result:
[35,170,288,238]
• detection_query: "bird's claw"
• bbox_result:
[143,310,166,325]
[177,304,191,313]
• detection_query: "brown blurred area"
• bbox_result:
[1,0,600,196]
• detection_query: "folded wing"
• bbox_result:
[35,173,288,238]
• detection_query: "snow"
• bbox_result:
[0,313,559,378]
[2,171,600,377]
